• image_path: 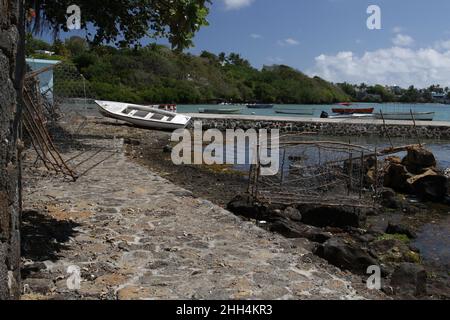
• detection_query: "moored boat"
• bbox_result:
[95,100,191,130]
[247,104,274,109]
[337,102,353,107]
[198,108,241,114]
[275,108,314,115]
[375,112,435,121]
[332,107,374,114]
[320,111,374,119]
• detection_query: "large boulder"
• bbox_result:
[383,163,412,193]
[407,169,448,201]
[402,147,436,174]
[300,205,368,229]
[390,263,427,297]
[315,238,378,275]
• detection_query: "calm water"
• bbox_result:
[178,103,450,122]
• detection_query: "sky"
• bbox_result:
[43,0,450,88]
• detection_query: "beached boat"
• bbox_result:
[95,100,191,130]
[332,107,374,114]
[247,104,274,109]
[375,112,435,121]
[198,108,241,114]
[275,108,314,115]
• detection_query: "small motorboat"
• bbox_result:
[275,108,314,115]
[95,100,191,130]
[375,112,435,121]
[332,107,374,114]
[247,104,274,109]
[198,108,241,114]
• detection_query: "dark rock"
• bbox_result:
[268,219,331,243]
[300,205,368,228]
[124,138,141,146]
[380,187,401,209]
[390,263,427,297]
[386,222,417,239]
[383,163,412,193]
[163,145,173,153]
[281,207,302,222]
[315,238,378,274]
[402,147,436,174]
[407,169,448,201]
[227,195,262,220]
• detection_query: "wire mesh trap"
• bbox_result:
[23,61,115,182]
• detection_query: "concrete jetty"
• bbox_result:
[187,114,450,139]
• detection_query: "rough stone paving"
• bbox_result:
[21,134,385,300]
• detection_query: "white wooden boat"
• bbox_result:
[375,112,435,121]
[95,100,191,130]
[198,108,241,114]
[320,111,374,119]
[275,108,314,115]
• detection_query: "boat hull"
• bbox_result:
[375,112,435,121]
[199,108,241,114]
[332,108,374,114]
[275,109,314,115]
[247,104,274,109]
[95,101,190,130]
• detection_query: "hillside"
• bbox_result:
[28,36,351,104]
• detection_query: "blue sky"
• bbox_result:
[42,0,450,87]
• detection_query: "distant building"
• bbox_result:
[26,58,60,103]
[431,91,448,103]
[34,50,55,56]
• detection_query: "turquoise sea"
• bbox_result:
[178,103,450,122]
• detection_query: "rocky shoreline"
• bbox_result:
[20,117,388,300]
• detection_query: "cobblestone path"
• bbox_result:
[21,136,383,300]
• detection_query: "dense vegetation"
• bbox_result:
[27,36,351,104]
[337,82,450,104]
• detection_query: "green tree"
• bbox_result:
[27,0,211,51]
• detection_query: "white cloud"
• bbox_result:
[223,0,254,10]
[392,34,414,47]
[278,38,300,46]
[435,40,450,50]
[392,26,404,34]
[308,45,450,88]
[250,33,263,39]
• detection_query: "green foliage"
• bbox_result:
[27,37,353,104]
[26,0,211,51]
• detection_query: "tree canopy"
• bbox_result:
[26,0,211,50]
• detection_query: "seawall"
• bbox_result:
[186,114,450,139]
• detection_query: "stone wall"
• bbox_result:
[189,117,450,140]
[0,0,24,300]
